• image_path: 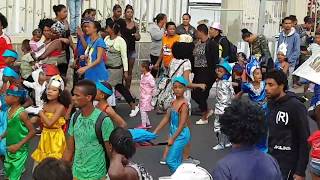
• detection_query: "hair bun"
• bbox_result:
[241,28,249,34]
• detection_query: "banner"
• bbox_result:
[293,54,320,85]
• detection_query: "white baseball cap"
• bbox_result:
[210,22,223,31]
[159,163,213,180]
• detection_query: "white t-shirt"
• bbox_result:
[308,43,320,55]
[169,58,192,106]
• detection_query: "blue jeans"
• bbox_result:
[67,0,81,34]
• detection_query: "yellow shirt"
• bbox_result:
[162,34,180,68]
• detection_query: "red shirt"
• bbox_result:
[0,33,13,68]
[308,130,320,159]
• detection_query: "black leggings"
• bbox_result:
[115,84,135,105]
[191,69,216,112]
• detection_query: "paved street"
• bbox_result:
[16,93,316,179]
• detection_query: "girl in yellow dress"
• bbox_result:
[31,75,71,167]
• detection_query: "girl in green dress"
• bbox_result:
[0,85,35,180]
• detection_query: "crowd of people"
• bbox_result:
[0,2,319,180]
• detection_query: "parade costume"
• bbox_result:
[4,86,29,180]
[32,75,66,163]
[213,60,234,150]
[0,95,7,156]
[242,57,268,152]
[166,77,191,173]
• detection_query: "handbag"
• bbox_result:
[151,60,187,111]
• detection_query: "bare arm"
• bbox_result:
[104,141,112,159]
[39,105,65,128]
[134,22,141,41]
[108,153,139,180]
[105,106,128,129]
[283,63,289,76]
[153,110,170,134]
[63,134,75,162]
[183,70,206,90]
[8,111,35,153]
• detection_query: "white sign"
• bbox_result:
[293,54,320,85]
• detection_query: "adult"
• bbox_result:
[33,157,73,180]
[122,4,141,89]
[63,80,114,180]
[192,24,219,125]
[154,22,180,71]
[277,17,300,89]
[38,18,56,44]
[106,4,126,36]
[295,16,313,51]
[265,70,309,180]
[77,20,109,82]
[53,4,71,76]
[104,21,139,117]
[147,13,167,77]
[0,12,13,88]
[209,22,229,60]
[213,100,282,180]
[108,127,152,180]
[176,13,196,41]
[241,28,274,74]
[67,0,82,35]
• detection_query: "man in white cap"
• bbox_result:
[209,22,229,60]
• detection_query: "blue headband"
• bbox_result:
[172,76,189,86]
[96,81,113,96]
[2,49,18,59]
[3,67,19,79]
[6,89,26,98]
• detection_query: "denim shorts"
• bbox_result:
[128,50,137,60]
[310,159,320,176]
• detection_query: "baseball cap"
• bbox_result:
[210,22,222,31]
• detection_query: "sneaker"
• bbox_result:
[145,124,152,129]
[302,96,309,102]
[212,144,225,150]
[225,143,232,148]
[35,127,42,136]
[129,106,140,117]
[160,159,167,165]
[183,156,201,165]
[196,119,208,125]
[136,125,147,129]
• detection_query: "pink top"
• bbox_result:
[29,40,46,58]
[140,72,155,112]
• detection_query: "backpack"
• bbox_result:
[218,36,237,63]
[151,60,187,111]
[72,110,110,169]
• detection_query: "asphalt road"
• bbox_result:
[7,98,318,179]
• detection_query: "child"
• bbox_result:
[153,76,191,173]
[138,61,155,129]
[308,130,320,180]
[232,63,244,94]
[29,29,46,59]
[212,59,234,150]
[95,81,127,128]
[81,8,96,21]
[1,85,35,180]
[32,75,71,166]
[23,68,47,115]
[275,50,289,76]
[2,49,18,67]
[20,39,36,81]
[237,56,268,153]
[0,12,13,70]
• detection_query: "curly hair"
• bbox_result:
[38,18,55,31]
[33,158,72,180]
[41,88,71,108]
[172,42,195,60]
[220,99,266,145]
[109,127,136,159]
[265,69,288,91]
[0,13,8,29]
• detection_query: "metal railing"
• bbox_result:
[0,0,188,35]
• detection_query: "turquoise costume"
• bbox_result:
[166,103,191,173]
